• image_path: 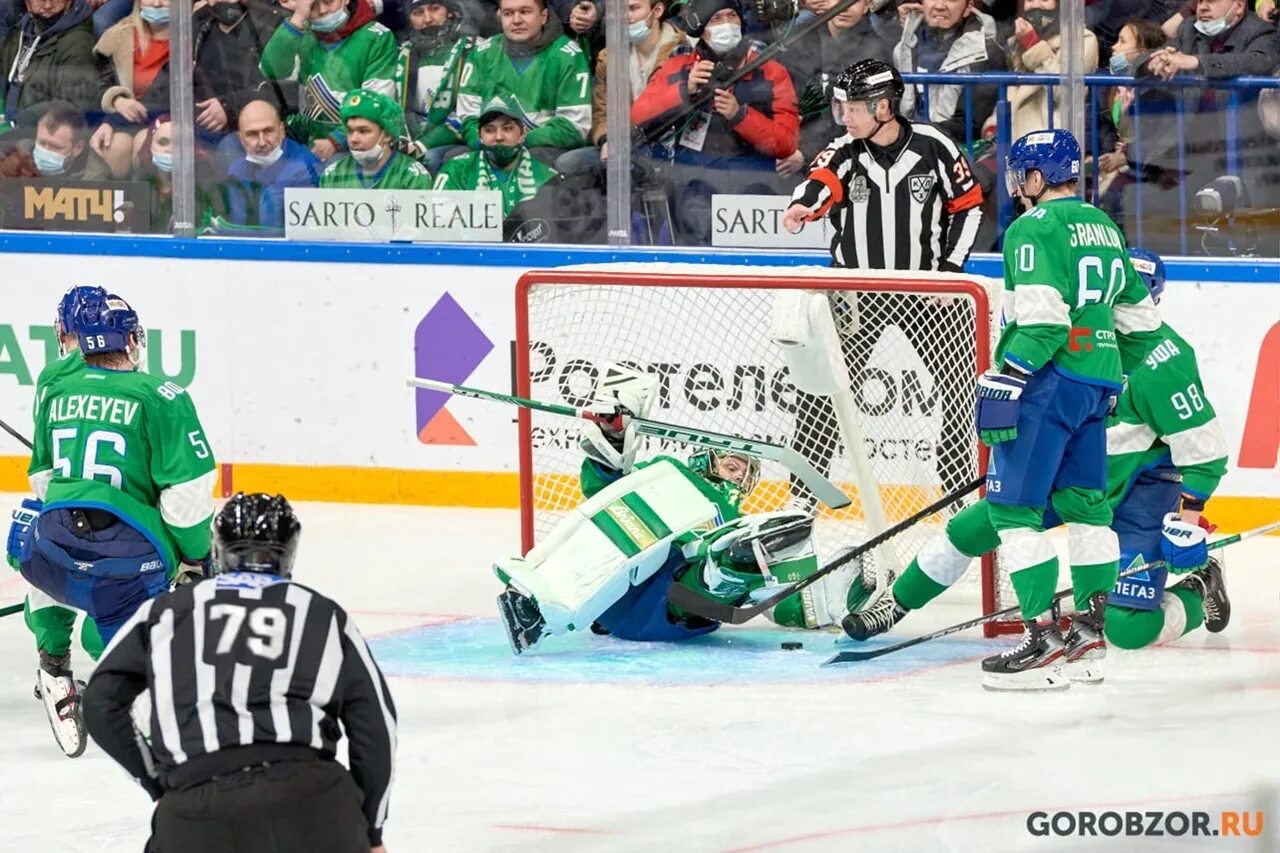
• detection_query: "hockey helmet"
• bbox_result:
[1005,128,1081,197]
[832,59,905,114]
[1127,247,1166,304]
[73,291,145,359]
[688,449,761,506]
[213,493,302,580]
[55,285,108,355]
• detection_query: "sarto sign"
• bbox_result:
[285,188,502,242]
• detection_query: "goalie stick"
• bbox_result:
[406,376,852,509]
[822,519,1280,666]
[665,476,985,625]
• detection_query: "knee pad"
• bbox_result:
[1051,486,1112,527]
[945,501,1001,557]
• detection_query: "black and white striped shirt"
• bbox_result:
[790,118,984,271]
[84,572,397,845]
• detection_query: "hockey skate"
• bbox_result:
[1178,557,1230,633]
[497,587,546,655]
[34,652,87,758]
[981,619,1070,692]
[1062,592,1108,685]
[841,588,907,641]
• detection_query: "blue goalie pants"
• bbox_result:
[595,558,719,642]
[19,507,168,646]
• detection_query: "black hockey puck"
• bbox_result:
[781,641,803,651]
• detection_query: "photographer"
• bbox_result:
[630,0,798,245]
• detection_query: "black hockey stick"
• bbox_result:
[0,602,24,618]
[0,417,33,450]
[665,476,985,625]
[822,519,1280,666]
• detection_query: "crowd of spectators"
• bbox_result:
[0,0,1274,250]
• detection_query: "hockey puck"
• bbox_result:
[780,641,803,651]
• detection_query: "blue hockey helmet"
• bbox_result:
[1127,247,1166,304]
[74,291,144,358]
[55,286,108,354]
[1005,129,1081,198]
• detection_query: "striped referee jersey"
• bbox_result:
[84,572,397,842]
[790,117,984,271]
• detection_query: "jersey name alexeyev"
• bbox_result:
[1067,221,1124,250]
[49,394,140,427]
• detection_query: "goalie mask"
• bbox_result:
[687,449,761,506]
[695,513,817,602]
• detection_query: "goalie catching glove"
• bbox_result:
[578,364,657,475]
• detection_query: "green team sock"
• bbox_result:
[1009,557,1059,620]
[1106,588,1205,650]
[25,598,76,658]
[892,560,949,611]
[81,618,104,661]
[1071,561,1119,613]
[1169,585,1205,633]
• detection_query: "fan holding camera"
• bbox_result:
[630,0,799,245]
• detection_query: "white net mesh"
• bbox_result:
[516,266,1019,633]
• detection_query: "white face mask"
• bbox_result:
[245,143,285,167]
[628,18,652,43]
[1193,13,1232,36]
[705,22,741,55]
[352,142,385,167]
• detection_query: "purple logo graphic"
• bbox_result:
[414,293,494,445]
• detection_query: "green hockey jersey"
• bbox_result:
[432,149,556,216]
[1106,322,1229,505]
[320,150,432,189]
[29,368,217,570]
[260,20,400,146]
[454,33,591,149]
[997,198,1148,389]
[397,36,475,149]
[32,351,85,414]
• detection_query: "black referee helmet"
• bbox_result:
[832,59,905,115]
[213,493,302,579]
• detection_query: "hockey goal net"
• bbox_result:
[515,265,1020,637]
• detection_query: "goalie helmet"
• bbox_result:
[213,492,302,579]
[687,449,761,507]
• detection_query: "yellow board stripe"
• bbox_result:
[0,456,1274,535]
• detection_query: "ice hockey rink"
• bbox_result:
[1,498,1278,853]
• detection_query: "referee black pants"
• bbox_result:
[149,759,370,853]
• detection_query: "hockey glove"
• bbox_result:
[975,369,1027,446]
[173,555,213,587]
[7,498,42,569]
[1160,512,1209,574]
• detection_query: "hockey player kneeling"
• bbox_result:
[494,368,861,654]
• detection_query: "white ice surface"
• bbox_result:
[1,498,1278,852]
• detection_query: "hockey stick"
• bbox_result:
[822,519,1280,666]
[406,376,852,509]
[665,476,985,625]
[0,602,24,618]
[0,417,33,451]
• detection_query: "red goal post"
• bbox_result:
[514,265,1021,637]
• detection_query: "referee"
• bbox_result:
[83,492,396,853]
[781,58,984,502]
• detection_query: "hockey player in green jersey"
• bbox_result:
[320,88,433,189]
[433,97,558,218]
[9,292,217,662]
[844,248,1228,681]
[260,0,399,157]
[963,128,1159,690]
[453,0,592,159]
[397,0,476,171]
[495,366,870,654]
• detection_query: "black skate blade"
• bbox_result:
[496,593,527,656]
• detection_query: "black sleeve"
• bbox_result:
[83,608,164,802]
[335,612,398,847]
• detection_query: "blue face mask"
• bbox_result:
[1109,53,1131,74]
[152,150,173,173]
[33,144,69,175]
[311,7,349,32]
[139,5,171,24]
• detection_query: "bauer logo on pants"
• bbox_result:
[413,294,494,446]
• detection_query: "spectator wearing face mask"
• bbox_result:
[320,86,432,188]
[5,100,109,178]
[132,114,225,231]
[219,99,321,231]
[396,0,476,172]
[260,0,400,162]
[0,0,97,133]
[630,0,798,245]
[1006,0,1098,143]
